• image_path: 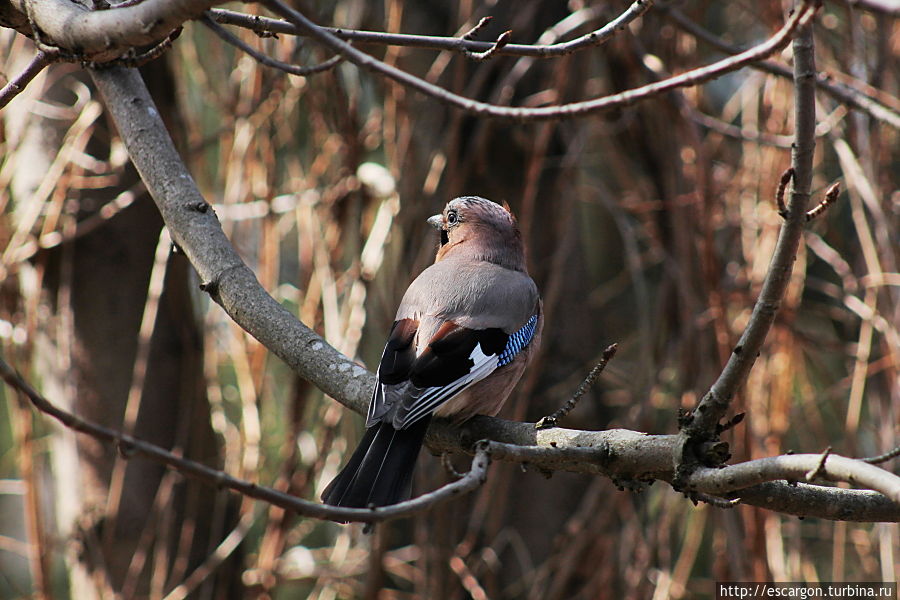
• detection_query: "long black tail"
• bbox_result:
[321,417,431,508]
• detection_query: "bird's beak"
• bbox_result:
[427,214,443,230]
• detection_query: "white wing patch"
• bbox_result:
[393,343,500,430]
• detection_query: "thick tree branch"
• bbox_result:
[88,65,374,416]
[5,0,214,61]
[686,454,900,503]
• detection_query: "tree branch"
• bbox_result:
[208,0,653,59]
[0,48,53,109]
[2,352,898,522]
[661,4,900,129]
[88,65,375,416]
[0,355,490,524]
[259,0,817,121]
[686,454,900,503]
[6,0,214,62]
[200,13,342,77]
[676,16,819,451]
[77,59,900,522]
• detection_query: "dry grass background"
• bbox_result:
[0,1,897,598]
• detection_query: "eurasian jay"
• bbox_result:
[322,196,542,508]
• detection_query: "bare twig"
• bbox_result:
[535,343,617,429]
[715,412,745,435]
[201,14,342,77]
[806,446,833,481]
[259,0,816,121]
[688,492,741,509]
[460,16,493,41]
[209,0,653,59]
[91,26,182,69]
[441,453,465,479]
[0,356,491,523]
[0,49,54,109]
[775,168,794,218]
[3,349,898,522]
[863,446,900,465]
[805,182,841,221]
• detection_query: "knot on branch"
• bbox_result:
[673,400,739,491]
[198,264,245,303]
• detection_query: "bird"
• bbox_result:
[321,196,542,509]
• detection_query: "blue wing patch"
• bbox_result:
[498,314,539,367]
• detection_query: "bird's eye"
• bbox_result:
[447,210,458,225]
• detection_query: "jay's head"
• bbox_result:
[428,196,526,272]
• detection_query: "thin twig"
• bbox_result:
[805,181,841,221]
[688,492,741,509]
[0,356,491,523]
[862,446,900,465]
[259,0,816,121]
[0,49,55,109]
[441,453,465,478]
[461,16,493,41]
[715,412,745,435]
[209,0,652,59]
[535,343,617,429]
[201,14,342,77]
[806,446,833,481]
[85,27,182,69]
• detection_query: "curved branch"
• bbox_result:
[209,0,652,59]
[200,14,342,77]
[0,356,490,523]
[88,65,374,415]
[260,0,817,121]
[3,351,898,523]
[9,0,214,61]
[686,454,900,503]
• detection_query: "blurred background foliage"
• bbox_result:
[0,0,897,598]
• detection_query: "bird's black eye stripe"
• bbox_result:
[447,210,459,225]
